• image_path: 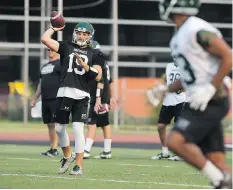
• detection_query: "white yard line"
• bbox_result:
[0,173,211,188]
[5,157,173,168]
[117,163,172,168]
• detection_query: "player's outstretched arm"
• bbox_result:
[41,27,64,52]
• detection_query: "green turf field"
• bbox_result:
[0,144,232,189]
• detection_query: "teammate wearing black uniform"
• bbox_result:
[84,41,117,159]
[41,22,104,175]
[31,49,60,157]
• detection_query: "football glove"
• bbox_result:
[146,83,168,107]
[189,83,216,112]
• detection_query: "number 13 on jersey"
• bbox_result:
[67,53,89,75]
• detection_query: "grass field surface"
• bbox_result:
[0,144,232,189]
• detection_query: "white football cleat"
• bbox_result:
[167,155,183,161]
[58,156,74,174]
[83,150,90,159]
[151,153,170,160]
[70,165,83,175]
[94,151,112,159]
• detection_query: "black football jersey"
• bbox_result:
[57,41,105,98]
[40,59,61,99]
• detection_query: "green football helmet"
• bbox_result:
[72,22,95,46]
[91,40,100,49]
[159,0,201,21]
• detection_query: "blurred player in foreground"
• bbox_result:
[154,0,232,188]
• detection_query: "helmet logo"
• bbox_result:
[77,27,88,33]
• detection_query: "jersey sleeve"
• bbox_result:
[54,60,61,73]
[57,41,67,60]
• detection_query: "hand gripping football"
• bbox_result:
[98,104,110,115]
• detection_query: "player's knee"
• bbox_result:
[72,122,85,153]
[55,123,69,147]
[55,123,65,133]
[157,123,166,131]
[88,124,97,130]
[73,122,84,134]
[47,123,55,128]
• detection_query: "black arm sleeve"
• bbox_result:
[57,41,66,59]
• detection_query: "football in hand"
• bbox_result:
[50,11,65,28]
[98,104,110,115]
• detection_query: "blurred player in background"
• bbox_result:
[147,61,185,161]
[31,49,60,157]
[84,41,117,159]
[41,21,104,175]
[155,0,232,188]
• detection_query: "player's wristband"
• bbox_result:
[96,88,103,97]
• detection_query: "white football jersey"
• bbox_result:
[170,16,223,95]
[163,62,186,106]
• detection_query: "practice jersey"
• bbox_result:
[56,41,105,100]
[170,16,223,95]
[40,59,61,99]
[90,61,113,104]
[163,62,186,106]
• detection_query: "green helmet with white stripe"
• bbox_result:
[159,0,201,21]
[72,22,95,47]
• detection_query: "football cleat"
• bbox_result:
[167,155,183,161]
[58,156,74,174]
[213,172,232,189]
[83,150,90,159]
[151,153,170,160]
[40,148,59,157]
[70,165,83,175]
[94,151,112,159]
